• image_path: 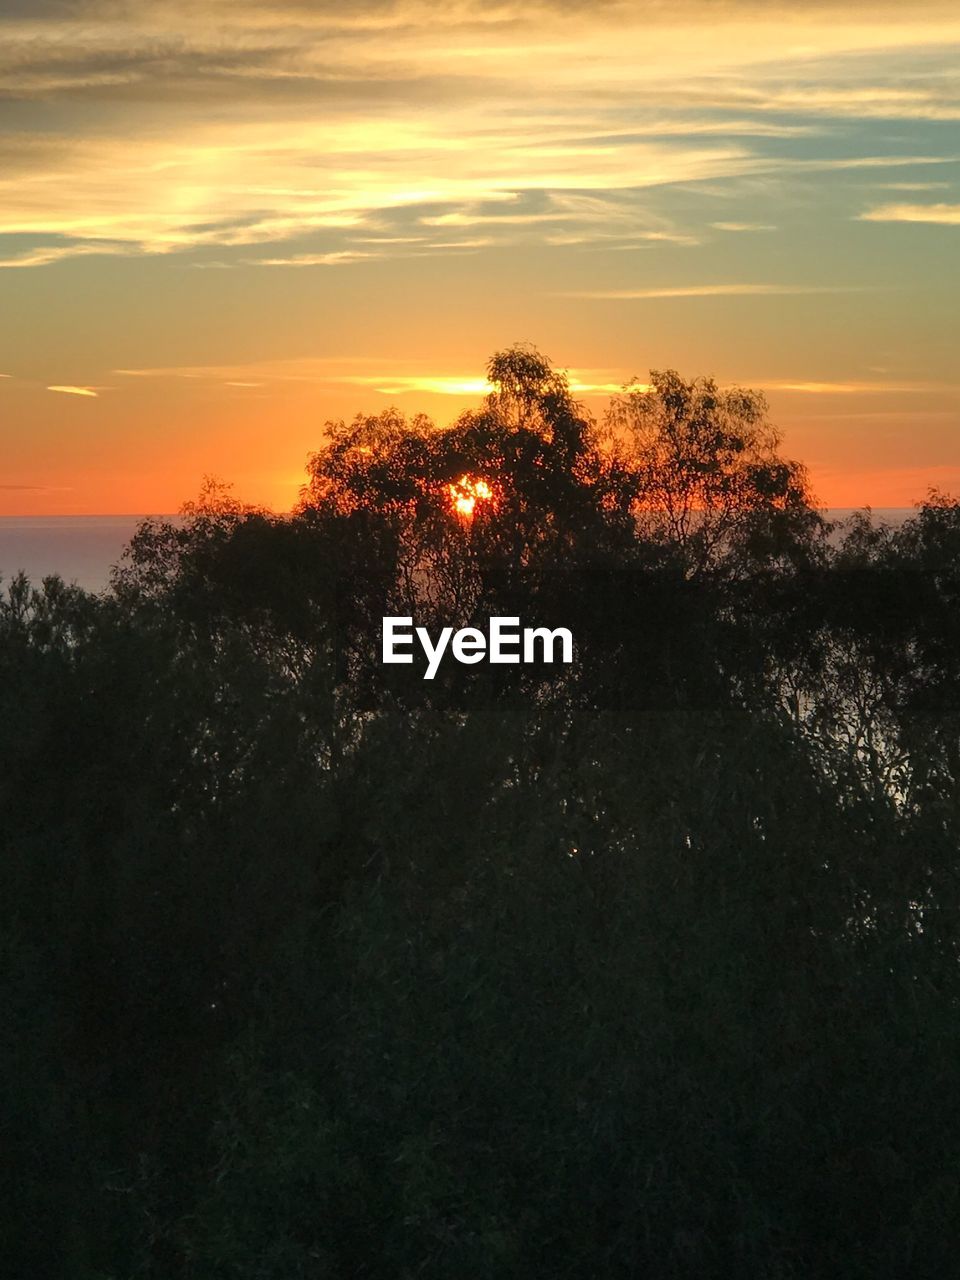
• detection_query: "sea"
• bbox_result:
[0,516,175,594]
[0,510,916,596]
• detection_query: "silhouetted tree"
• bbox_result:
[607,369,821,579]
[3,348,960,1279]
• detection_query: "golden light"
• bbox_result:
[447,474,494,519]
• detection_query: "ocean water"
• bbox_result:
[0,509,916,597]
[0,516,172,594]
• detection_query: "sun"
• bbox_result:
[447,474,494,519]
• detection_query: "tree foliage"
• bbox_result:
[607,370,820,577]
[2,348,959,1278]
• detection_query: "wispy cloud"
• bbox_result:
[725,85,960,122]
[762,379,953,394]
[857,203,960,225]
[872,181,952,191]
[0,483,74,492]
[46,384,101,396]
[711,221,776,232]
[341,374,627,396]
[0,128,749,265]
[112,358,626,396]
[250,250,378,266]
[105,358,959,403]
[559,283,861,300]
[1,3,957,272]
[0,243,126,268]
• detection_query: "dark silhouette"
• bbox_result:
[2,347,959,1277]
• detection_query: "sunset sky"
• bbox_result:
[1,0,958,514]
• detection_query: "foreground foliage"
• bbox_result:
[3,349,959,1277]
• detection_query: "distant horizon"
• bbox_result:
[0,505,925,597]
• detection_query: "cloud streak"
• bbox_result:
[711,221,776,232]
[858,203,960,225]
[559,283,862,299]
[251,250,378,266]
[111,356,628,395]
[340,374,628,396]
[110,357,955,403]
[0,243,129,268]
[761,379,954,394]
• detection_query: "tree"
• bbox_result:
[7,345,960,1277]
[606,369,821,579]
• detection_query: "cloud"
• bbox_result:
[0,243,128,268]
[421,238,493,249]
[857,203,960,225]
[112,356,628,397]
[724,85,960,122]
[99,354,960,416]
[341,373,627,396]
[1,2,958,270]
[46,384,100,396]
[872,182,951,191]
[559,283,860,299]
[357,376,494,396]
[245,239,491,265]
[251,250,378,266]
[116,356,418,382]
[711,221,776,232]
[421,208,699,245]
[781,155,955,174]
[0,126,751,263]
[762,379,953,394]
[106,356,960,404]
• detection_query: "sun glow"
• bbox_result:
[447,474,494,519]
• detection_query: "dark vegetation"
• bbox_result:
[3,347,960,1277]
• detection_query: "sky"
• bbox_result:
[1,0,958,514]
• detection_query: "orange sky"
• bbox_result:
[1,1,958,514]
